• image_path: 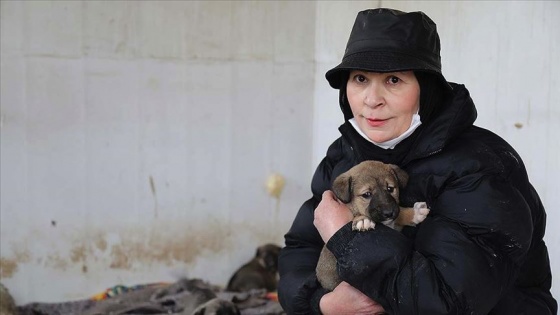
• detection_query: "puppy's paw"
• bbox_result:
[412,202,430,225]
[352,216,376,231]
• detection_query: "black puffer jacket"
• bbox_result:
[278,84,557,314]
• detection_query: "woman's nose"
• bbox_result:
[364,84,384,108]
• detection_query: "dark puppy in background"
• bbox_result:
[316,160,430,291]
[227,243,282,292]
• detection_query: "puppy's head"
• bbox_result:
[256,243,282,273]
[332,161,408,222]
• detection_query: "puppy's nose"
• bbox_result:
[382,207,395,219]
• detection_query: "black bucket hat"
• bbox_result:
[326,8,452,91]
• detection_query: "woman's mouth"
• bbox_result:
[365,117,387,127]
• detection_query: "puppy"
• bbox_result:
[226,243,281,292]
[315,160,429,291]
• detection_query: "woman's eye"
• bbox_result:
[354,74,367,83]
[387,185,395,193]
[361,192,372,198]
[387,76,400,84]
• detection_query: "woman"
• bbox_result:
[278,8,557,315]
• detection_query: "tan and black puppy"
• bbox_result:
[316,160,429,291]
[226,243,282,292]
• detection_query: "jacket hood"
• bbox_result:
[404,83,477,162]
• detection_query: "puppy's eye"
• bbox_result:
[361,192,372,198]
[387,185,395,193]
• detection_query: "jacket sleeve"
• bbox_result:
[326,170,533,314]
[278,137,351,315]
[278,197,328,315]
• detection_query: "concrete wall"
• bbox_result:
[1,0,316,303]
[1,0,558,305]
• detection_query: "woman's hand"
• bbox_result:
[319,281,386,315]
[315,192,384,313]
[314,190,353,243]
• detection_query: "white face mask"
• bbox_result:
[349,114,422,149]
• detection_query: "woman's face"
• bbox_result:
[346,70,420,143]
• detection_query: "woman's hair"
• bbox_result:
[338,73,353,121]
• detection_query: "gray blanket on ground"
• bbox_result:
[16,278,285,315]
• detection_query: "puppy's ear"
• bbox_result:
[256,245,263,258]
[389,164,409,188]
[332,173,352,203]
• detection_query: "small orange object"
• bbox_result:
[265,291,278,302]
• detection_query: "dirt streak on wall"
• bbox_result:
[0,220,236,279]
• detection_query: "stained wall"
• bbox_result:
[0,1,316,303]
